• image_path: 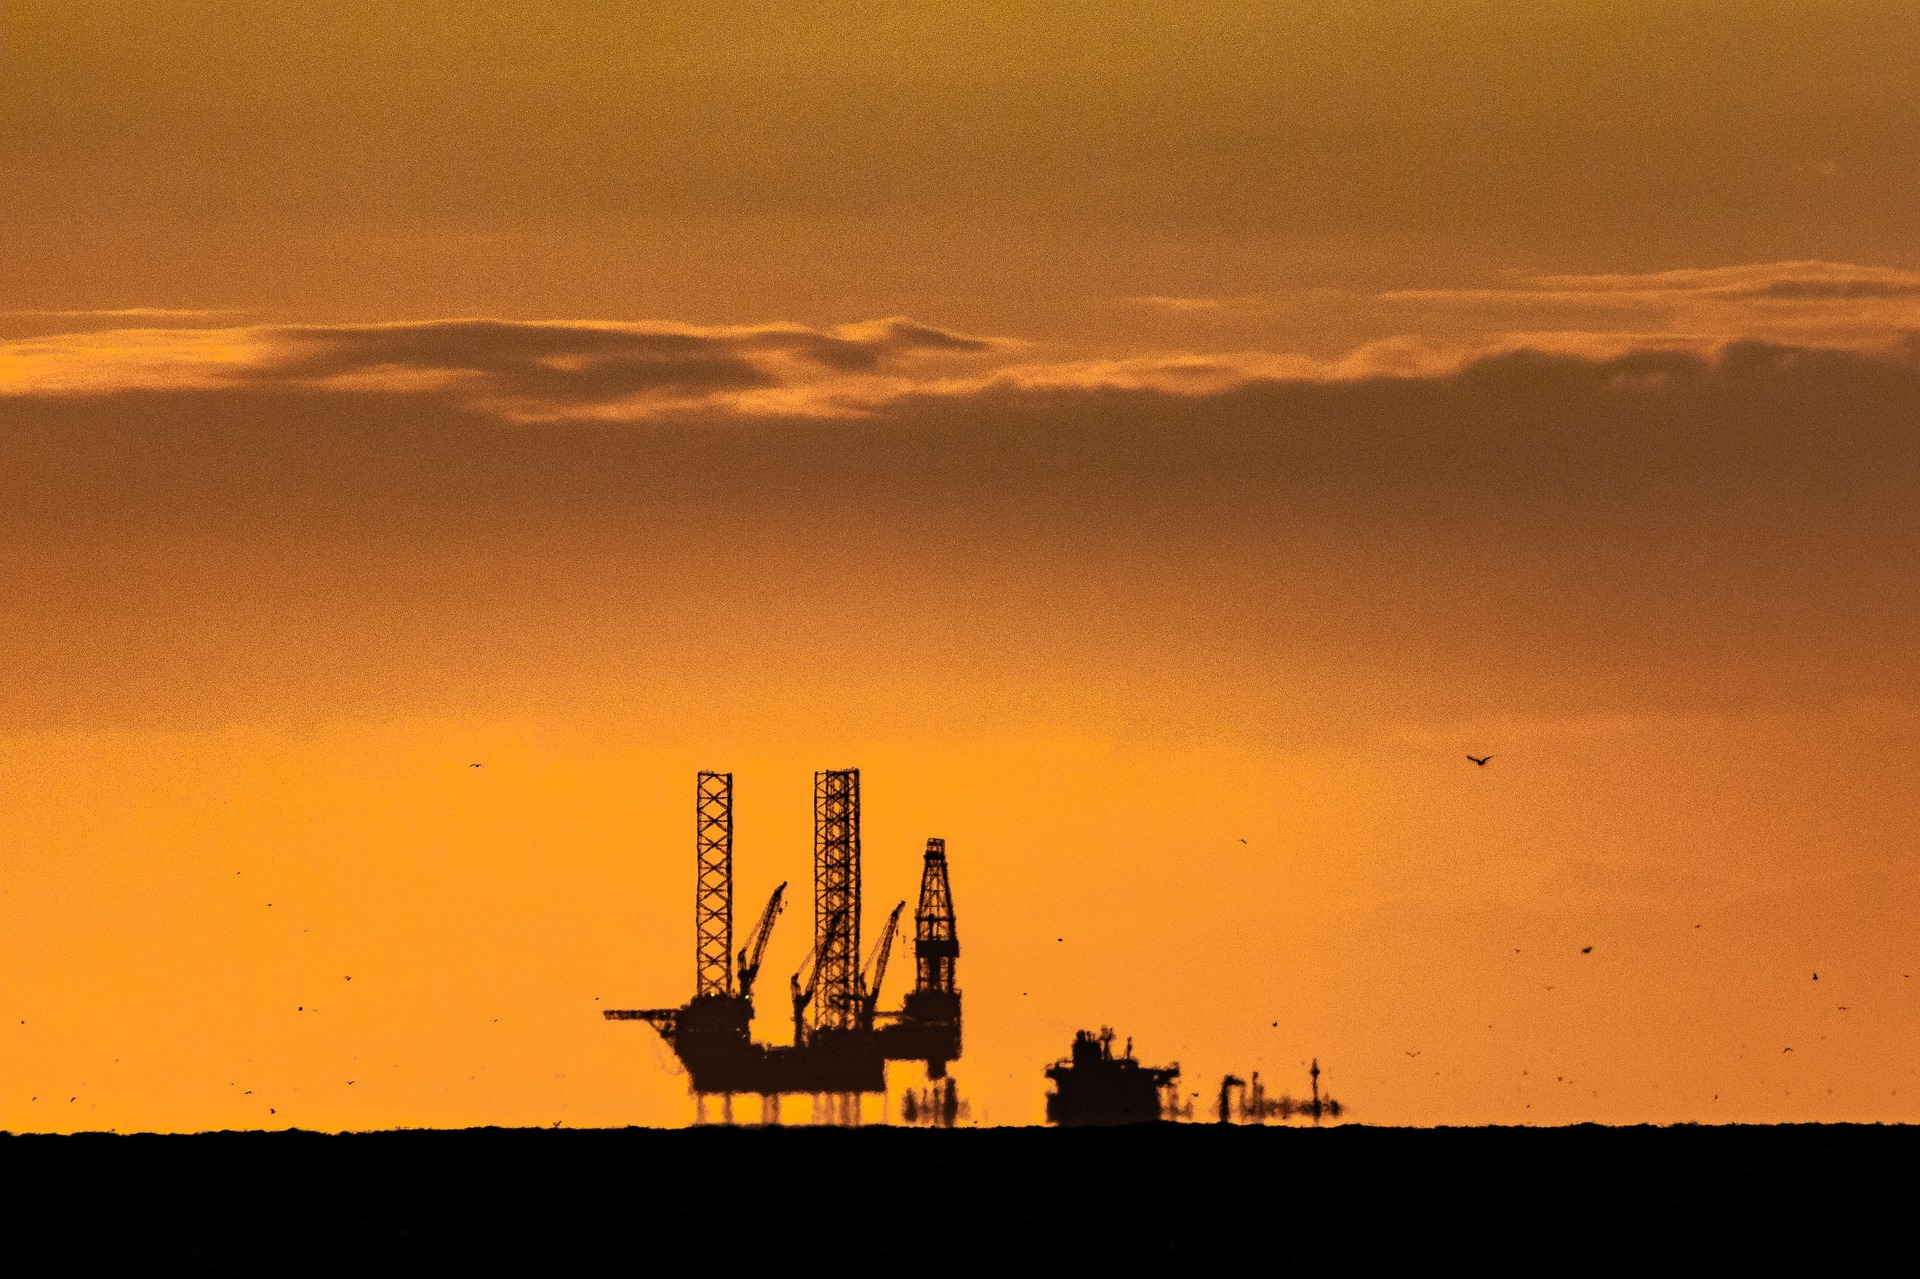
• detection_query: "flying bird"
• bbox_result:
[1405,1051,1421,1058]
[1581,946,1593,954]
[1467,755,1493,766]
[469,763,482,768]
[1238,838,1247,844]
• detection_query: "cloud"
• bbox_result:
[1,308,251,319]
[0,316,1003,420]
[1522,261,1920,297]
[1121,294,1284,318]
[1378,261,1920,351]
[5,263,1920,424]
[5,312,1920,737]
[1125,295,1229,312]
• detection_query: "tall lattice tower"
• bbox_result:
[914,838,958,993]
[812,768,861,1029]
[694,771,734,998]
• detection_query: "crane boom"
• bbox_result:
[858,901,906,1030]
[735,882,787,1001]
[789,940,820,1047]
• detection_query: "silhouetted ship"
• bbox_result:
[1044,1028,1179,1126]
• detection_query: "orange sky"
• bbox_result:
[3,3,1918,1131]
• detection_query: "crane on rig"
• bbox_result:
[789,941,819,1048]
[735,882,786,1000]
[858,902,906,1031]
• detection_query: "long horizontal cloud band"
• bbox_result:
[6,327,1915,564]
[4,317,1916,736]
[6,261,1920,420]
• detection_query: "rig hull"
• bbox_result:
[614,993,960,1094]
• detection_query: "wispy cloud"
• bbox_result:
[2,307,251,319]
[7,264,1920,422]
[1125,295,1228,312]
[1378,261,1920,350]
[0,316,1005,420]
[1121,294,1277,316]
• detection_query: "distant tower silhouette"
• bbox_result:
[694,772,733,997]
[901,836,962,1074]
[914,838,958,994]
[812,769,861,1030]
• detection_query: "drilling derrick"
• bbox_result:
[695,771,734,997]
[812,769,861,1031]
[889,837,963,1076]
[914,838,958,994]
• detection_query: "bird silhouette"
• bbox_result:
[1467,755,1493,766]
[1238,838,1247,844]
[1581,946,1593,954]
[1405,1050,1421,1058]
[469,763,482,768]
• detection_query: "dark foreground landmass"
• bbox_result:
[2,1124,1915,1272]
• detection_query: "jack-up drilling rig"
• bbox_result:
[604,769,963,1097]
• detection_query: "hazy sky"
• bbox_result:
[3,3,1918,1131]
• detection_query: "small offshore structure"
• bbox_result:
[1044,1028,1180,1126]
[1217,1058,1346,1124]
[604,770,962,1111]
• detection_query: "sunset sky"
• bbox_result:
[4,2,1918,1131]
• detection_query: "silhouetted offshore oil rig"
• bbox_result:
[604,770,961,1109]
